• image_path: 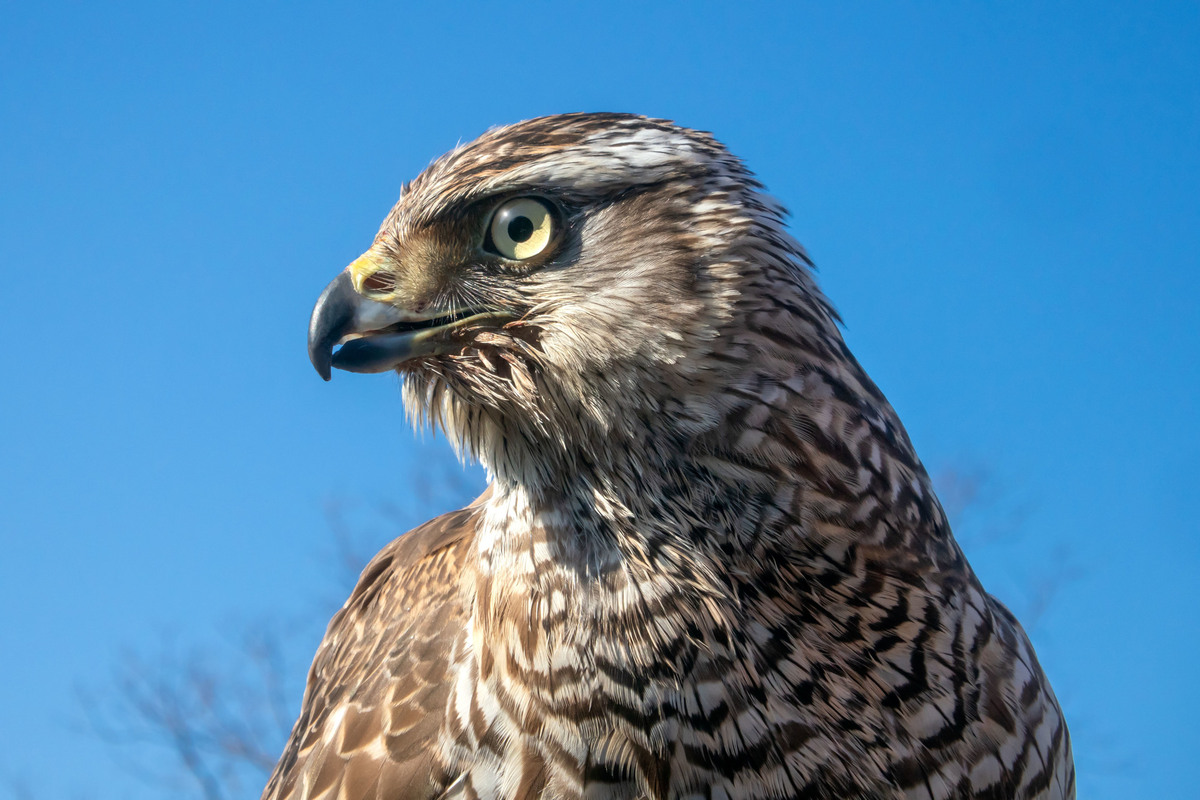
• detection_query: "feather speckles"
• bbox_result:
[265,114,1074,800]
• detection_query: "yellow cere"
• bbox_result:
[347,252,385,295]
[490,198,554,260]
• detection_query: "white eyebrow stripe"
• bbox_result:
[477,127,704,195]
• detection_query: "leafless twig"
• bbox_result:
[79,627,302,800]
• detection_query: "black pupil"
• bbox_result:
[507,215,535,243]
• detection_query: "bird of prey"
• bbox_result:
[270,113,1074,800]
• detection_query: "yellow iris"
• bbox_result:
[489,197,555,260]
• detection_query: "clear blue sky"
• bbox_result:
[2,3,1197,798]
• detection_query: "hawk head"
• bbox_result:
[308,113,837,487]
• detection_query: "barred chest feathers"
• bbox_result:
[272,113,1074,800]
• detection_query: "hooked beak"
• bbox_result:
[307,268,514,381]
[307,270,398,380]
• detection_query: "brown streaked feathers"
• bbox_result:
[268,114,1074,800]
[263,497,484,800]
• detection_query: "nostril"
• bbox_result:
[362,272,394,295]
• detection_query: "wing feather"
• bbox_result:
[262,496,483,800]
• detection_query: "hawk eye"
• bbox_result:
[487,197,555,260]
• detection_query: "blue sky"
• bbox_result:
[2,2,1197,797]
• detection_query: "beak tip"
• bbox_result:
[309,271,356,382]
[308,332,335,381]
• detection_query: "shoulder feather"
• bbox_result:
[261,494,485,800]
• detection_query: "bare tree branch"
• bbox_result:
[79,627,304,800]
[932,461,1081,635]
[84,456,484,799]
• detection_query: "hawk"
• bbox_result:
[268,113,1074,800]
